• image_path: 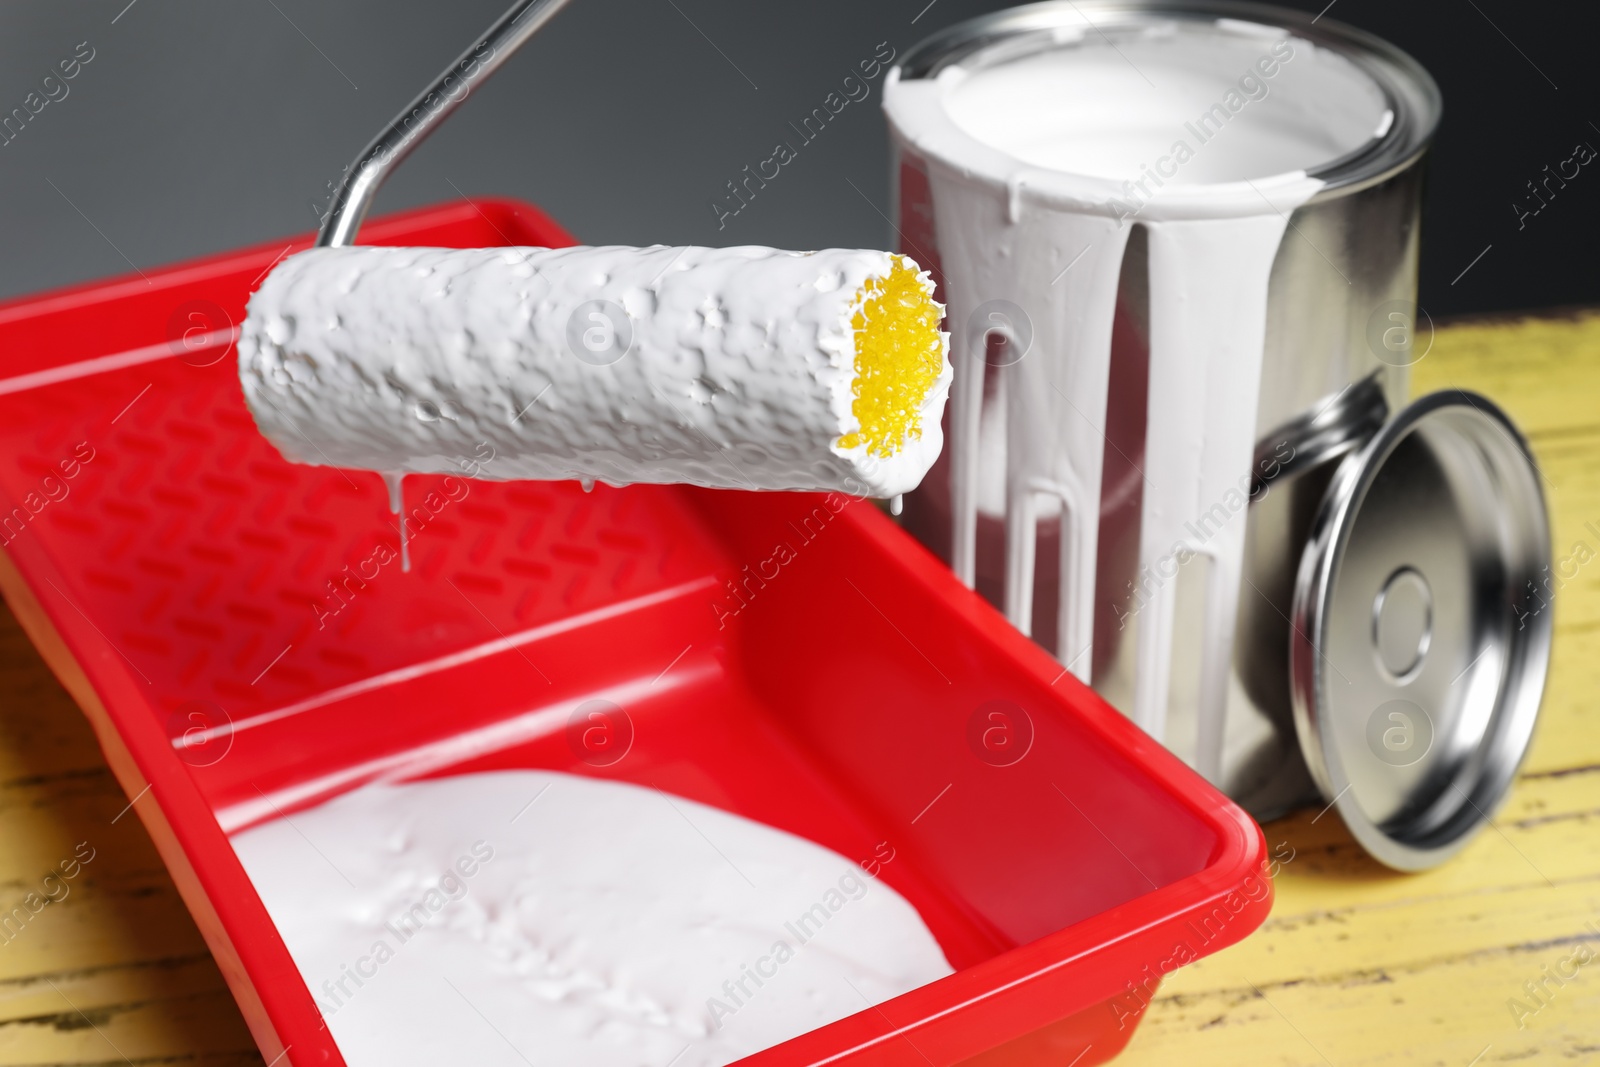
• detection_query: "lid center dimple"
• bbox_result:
[1373,567,1433,680]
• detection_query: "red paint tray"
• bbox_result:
[0,199,1269,1066]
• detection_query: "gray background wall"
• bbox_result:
[0,0,1593,317]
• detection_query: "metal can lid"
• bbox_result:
[1290,390,1552,870]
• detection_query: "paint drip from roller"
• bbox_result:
[382,471,410,573]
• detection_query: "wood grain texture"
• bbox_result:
[0,311,1594,1065]
[0,585,264,1065]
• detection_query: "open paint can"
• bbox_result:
[886,0,1551,867]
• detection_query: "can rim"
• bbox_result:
[891,0,1442,205]
[1288,390,1552,871]
[1250,369,1389,497]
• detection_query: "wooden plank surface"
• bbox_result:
[0,311,1595,1065]
[0,581,263,1065]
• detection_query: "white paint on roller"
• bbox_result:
[239,245,950,498]
[230,770,952,1067]
[883,18,1390,780]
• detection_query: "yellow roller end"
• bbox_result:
[837,258,945,459]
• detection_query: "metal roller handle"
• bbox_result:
[316,0,574,248]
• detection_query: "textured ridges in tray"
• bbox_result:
[0,353,721,724]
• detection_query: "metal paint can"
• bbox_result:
[886,0,1550,865]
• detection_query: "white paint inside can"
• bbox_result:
[943,23,1388,185]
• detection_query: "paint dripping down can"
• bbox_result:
[885,0,1552,869]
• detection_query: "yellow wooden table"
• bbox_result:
[1,312,1596,1065]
